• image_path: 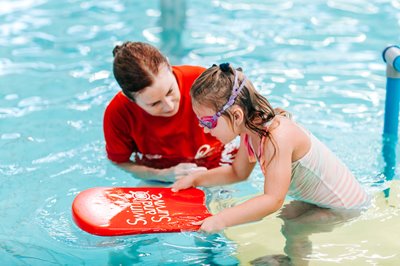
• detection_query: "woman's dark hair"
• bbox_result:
[112,41,169,101]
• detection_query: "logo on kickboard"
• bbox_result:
[125,191,171,226]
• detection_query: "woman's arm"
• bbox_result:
[171,139,255,191]
[116,161,207,182]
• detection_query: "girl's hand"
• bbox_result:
[171,175,196,192]
[193,215,226,234]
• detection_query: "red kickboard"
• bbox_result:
[72,187,211,236]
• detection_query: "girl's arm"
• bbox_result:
[172,137,256,191]
[196,128,294,233]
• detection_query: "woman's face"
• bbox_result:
[134,65,180,117]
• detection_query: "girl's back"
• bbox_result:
[264,117,370,209]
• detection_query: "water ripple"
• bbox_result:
[0,0,47,16]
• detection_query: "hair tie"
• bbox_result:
[219,63,230,72]
[112,45,122,57]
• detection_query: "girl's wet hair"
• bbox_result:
[112,41,169,101]
[191,63,276,138]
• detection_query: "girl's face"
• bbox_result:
[193,104,238,144]
[134,65,180,117]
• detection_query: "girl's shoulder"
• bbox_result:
[268,115,297,135]
[267,116,310,148]
[266,116,312,162]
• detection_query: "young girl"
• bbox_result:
[171,63,370,233]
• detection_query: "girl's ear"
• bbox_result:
[231,107,244,131]
[233,107,243,119]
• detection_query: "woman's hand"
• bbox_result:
[193,215,226,234]
[173,163,207,176]
[158,163,207,183]
[116,161,207,183]
[170,164,208,191]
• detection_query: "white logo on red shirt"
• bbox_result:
[195,144,214,159]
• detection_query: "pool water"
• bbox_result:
[1,0,399,265]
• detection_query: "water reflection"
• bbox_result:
[250,201,361,266]
[381,134,397,198]
[108,237,159,266]
[159,0,186,63]
[106,234,238,265]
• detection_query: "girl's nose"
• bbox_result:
[203,126,211,134]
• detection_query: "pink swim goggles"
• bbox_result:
[198,70,247,129]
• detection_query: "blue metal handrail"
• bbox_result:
[382,45,400,136]
[382,45,400,198]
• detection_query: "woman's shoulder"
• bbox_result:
[104,92,143,123]
[173,65,206,72]
[172,65,207,95]
[172,65,206,80]
[105,92,130,111]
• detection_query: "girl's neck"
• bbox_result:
[243,116,277,141]
[244,127,262,142]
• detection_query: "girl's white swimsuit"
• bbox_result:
[244,125,370,209]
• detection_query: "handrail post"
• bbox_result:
[382,45,400,136]
[382,45,400,198]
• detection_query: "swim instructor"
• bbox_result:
[103,42,235,182]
